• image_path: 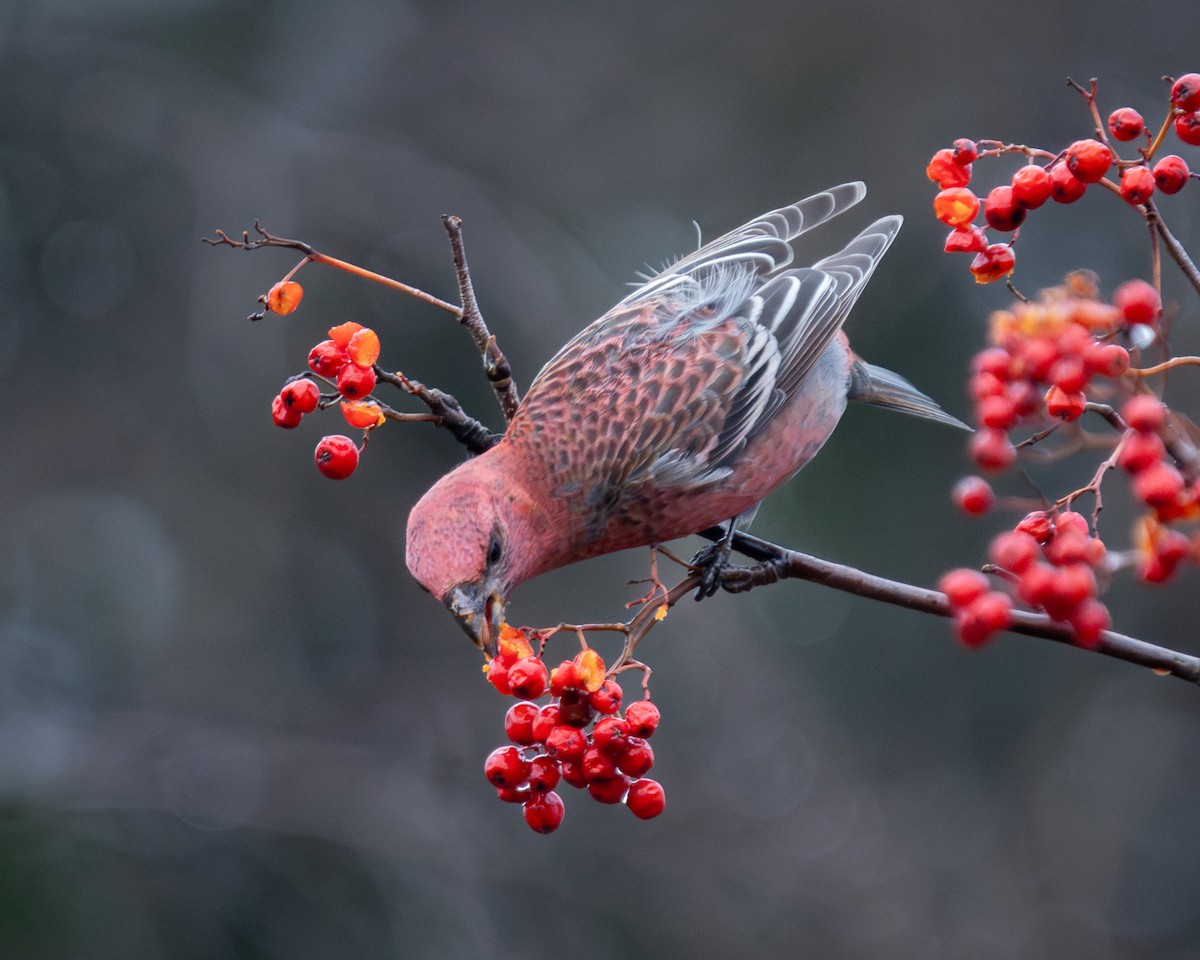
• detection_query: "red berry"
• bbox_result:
[505,701,539,745]
[266,279,303,315]
[507,657,548,699]
[973,347,1013,380]
[582,744,619,782]
[549,660,581,696]
[616,737,655,777]
[1045,385,1086,421]
[1085,342,1130,378]
[626,778,666,820]
[952,138,979,165]
[1113,279,1162,326]
[1068,598,1110,650]
[927,148,971,188]
[1107,107,1145,141]
[1133,461,1185,507]
[1043,564,1096,619]
[1066,139,1113,183]
[1049,163,1087,203]
[327,321,365,349]
[989,531,1039,574]
[970,372,1006,402]
[1049,356,1088,394]
[587,776,630,805]
[953,475,994,515]
[1044,531,1090,567]
[1054,510,1090,538]
[969,427,1017,471]
[978,394,1019,432]
[955,591,1012,647]
[592,716,631,755]
[308,339,348,377]
[969,244,1016,284]
[1122,394,1166,432]
[531,704,561,742]
[934,187,981,227]
[487,658,512,695]
[1017,562,1056,607]
[1173,112,1200,146]
[556,690,595,728]
[624,700,661,738]
[1016,511,1053,542]
[1119,165,1155,205]
[523,790,565,833]
[496,784,531,804]
[544,724,586,763]
[1153,155,1190,195]
[314,435,359,480]
[1011,164,1052,209]
[588,678,623,715]
[336,363,376,400]
[1171,73,1200,112]
[938,568,990,608]
[484,745,529,789]
[560,761,588,789]
[983,185,1027,232]
[945,225,988,254]
[271,394,303,429]
[527,755,561,794]
[1118,430,1166,473]
[280,378,320,414]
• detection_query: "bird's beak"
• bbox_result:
[445,583,506,658]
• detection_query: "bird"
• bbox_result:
[405,183,966,654]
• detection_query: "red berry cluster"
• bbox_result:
[268,300,391,481]
[483,626,665,833]
[964,275,1135,474]
[928,74,1200,283]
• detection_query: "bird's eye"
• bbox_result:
[487,535,502,567]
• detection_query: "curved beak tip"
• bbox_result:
[445,584,506,658]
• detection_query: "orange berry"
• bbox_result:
[328,321,365,348]
[340,400,386,429]
[933,188,980,227]
[266,280,303,315]
[347,327,381,367]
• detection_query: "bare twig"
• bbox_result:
[373,368,501,455]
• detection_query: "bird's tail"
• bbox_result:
[848,359,970,430]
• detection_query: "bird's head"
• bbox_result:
[405,453,550,656]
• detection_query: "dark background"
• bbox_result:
[3,2,1199,957]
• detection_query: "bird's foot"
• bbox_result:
[691,538,734,600]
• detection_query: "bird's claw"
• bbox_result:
[691,539,734,600]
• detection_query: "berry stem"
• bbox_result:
[1130,356,1200,377]
[1143,110,1176,162]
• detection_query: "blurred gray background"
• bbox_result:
[2,1,1200,957]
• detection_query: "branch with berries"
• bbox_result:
[207,76,1200,828]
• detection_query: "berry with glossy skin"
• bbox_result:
[341,400,385,429]
[314,435,360,479]
[486,658,512,694]
[592,716,631,755]
[507,657,548,699]
[531,704,561,741]
[1174,112,1200,146]
[308,339,348,377]
[1049,163,1087,203]
[1045,385,1086,421]
[336,363,376,400]
[944,225,988,254]
[1107,107,1145,141]
[346,327,381,367]
[266,280,303,315]
[588,679,623,714]
[616,737,655,777]
[1122,394,1166,432]
[934,188,980,227]
[1153,155,1191,194]
[1113,279,1162,326]
[1066,140,1113,183]
[624,700,661,738]
[927,148,972,188]
[280,378,320,414]
[1011,164,1052,209]
[544,724,586,763]
[969,244,1016,284]
[953,475,994,515]
[1171,73,1200,112]
[626,778,666,819]
[587,776,630,804]
[484,745,529,789]
[1119,166,1155,205]
[984,186,1027,231]
[526,755,561,794]
[271,394,303,429]
[549,660,581,696]
[523,790,565,833]
[1017,511,1053,542]
[505,701,539,745]
[328,321,365,348]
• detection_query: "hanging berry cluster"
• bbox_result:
[483,625,665,834]
[927,74,1199,284]
[933,73,1200,650]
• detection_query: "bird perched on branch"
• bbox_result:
[406,183,966,654]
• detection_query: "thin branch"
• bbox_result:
[693,527,1200,685]
[1148,202,1200,298]
[373,368,501,455]
[442,216,521,422]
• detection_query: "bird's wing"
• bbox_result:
[508,186,896,532]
